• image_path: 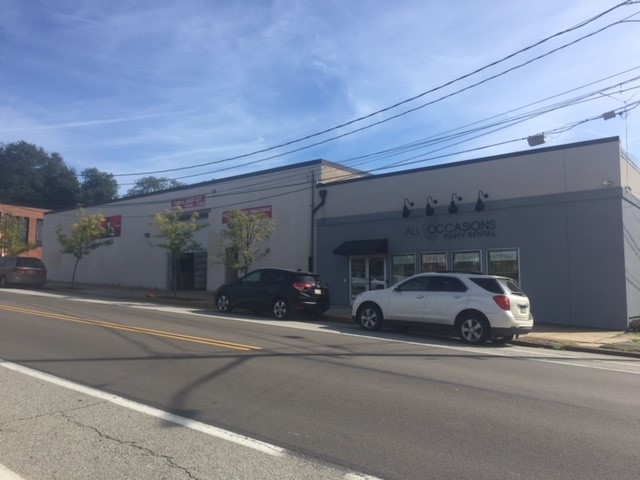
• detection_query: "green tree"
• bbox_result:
[0,214,36,256]
[126,176,186,197]
[55,209,114,287]
[79,168,119,206]
[219,210,275,275]
[0,141,80,209]
[151,207,206,296]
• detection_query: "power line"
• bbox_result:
[110,1,637,179]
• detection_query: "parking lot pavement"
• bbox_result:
[35,282,640,358]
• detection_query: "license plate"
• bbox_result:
[518,304,528,314]
[314,289,322,295]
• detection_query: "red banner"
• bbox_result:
[171,194,206,210]
[222,205,272,224]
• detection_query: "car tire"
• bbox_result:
[457,314,490,344]
[216,293,232,313]
[357,303,383,331]
[493,334,515,344]
[272,297,289,319]
[0,276,7,288]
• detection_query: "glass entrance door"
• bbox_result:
[349,256,386,302]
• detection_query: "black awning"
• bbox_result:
[333,239,388,256]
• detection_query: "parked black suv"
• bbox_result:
[215,268,330,319]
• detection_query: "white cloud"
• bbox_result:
[1,0,639,191]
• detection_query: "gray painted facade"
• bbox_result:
[315,137,640,330]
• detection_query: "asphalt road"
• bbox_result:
[1,288,639,480]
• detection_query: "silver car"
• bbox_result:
[0,256,47,288]
[352,272,533,344]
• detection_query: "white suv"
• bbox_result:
[352,272,533,344]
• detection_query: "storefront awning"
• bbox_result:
[333,239,388,256]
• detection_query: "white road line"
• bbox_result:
[0,464,26,480]
[0,360,284,457]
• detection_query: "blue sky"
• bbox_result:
[1,0,639,194]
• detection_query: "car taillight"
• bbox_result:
[493,295,511,311]
[292,282,314,292]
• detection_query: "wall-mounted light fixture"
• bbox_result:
[425,196,438,216]
[448,193,462,214]
[475,190,489,212]
[527,134,546,147]
[402,198,414,218]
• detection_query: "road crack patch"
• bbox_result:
[61,412,202,480]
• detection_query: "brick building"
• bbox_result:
[0,204,49,258]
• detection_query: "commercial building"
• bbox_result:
[42,160,362,291]
[315,136,640,330]
[42,136,640,330]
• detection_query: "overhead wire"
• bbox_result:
[110,0,638,179]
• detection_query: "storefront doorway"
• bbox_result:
[169,251,208,290]
[349,256,386,302]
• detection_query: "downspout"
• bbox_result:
[310,186,327,272]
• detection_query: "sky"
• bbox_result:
[1,0,640,195]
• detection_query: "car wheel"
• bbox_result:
[216,293,232,313]
[493,335,515,344]
[272,298,289,319]
[0,276,7,288]
[357,304,383,331]
[457,314,490,344]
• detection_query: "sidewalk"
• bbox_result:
[40,281,640,358]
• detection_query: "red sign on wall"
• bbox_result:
[222,205,272,224]
[101,215,122,237]
[171,194,206,210]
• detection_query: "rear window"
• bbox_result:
[16,258,45,269]
[293,274,320,286]
[470,277,505,294]
[499,279,524,295]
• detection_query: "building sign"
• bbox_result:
[101,215,122,237]
[171,194,206,210]
[222,205,273,224]
[405,219,497,240]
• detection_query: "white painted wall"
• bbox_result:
[42,161,351,290]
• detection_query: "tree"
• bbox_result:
[55,209,114,287]
[219,210,275,275]
[151,207,206,296]
[79,168,119,206]
[126,176,186,197]
[0,141,80,209]
[0,214,36,256]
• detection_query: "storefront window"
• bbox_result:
[392,254,415,284]
[488,248,520,284]
[452,250,481,272]
[421,252,447,272]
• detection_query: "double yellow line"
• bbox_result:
[0,304,261,352]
